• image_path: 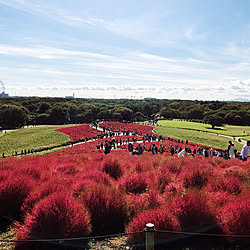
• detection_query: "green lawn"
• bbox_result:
[157,119,248,137]
[154,126,244,153]
[0,125,74,156]
[222,125,250,138]
[244,136,250,141]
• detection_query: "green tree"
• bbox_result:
[49,105,70,124]
[185,107,204,120]
[203,114,224,129]
[159,107,179,119]
[35,113,50,125]
[38,102,51,113]
[0,105,28,128]
[134,111,145,121]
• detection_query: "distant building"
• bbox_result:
[0,92,8,97]
[144,97,156,100]
[65,93,75,99]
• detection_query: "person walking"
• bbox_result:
[104,141,111,155]
[152,144,158,154]
[228,141,235,158]
[170,146,175,156]
[240,141,250,161]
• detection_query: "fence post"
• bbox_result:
[145,223,155,250]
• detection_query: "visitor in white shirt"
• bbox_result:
[241,141,250,161]
[178,148,190,157]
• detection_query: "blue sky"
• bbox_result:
[0,0,250,100]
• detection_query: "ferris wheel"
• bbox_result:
[0,80,5,93]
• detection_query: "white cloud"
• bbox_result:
[185,27,193,39]
[0,44,113,60]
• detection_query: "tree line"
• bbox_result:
[0,97,249,129]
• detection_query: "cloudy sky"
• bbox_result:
[0,0,250,100]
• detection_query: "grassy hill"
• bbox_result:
[0,125,73,156]
[157,120,250,138]
[154,126,244,153]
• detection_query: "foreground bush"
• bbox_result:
[168,190,214,230]
[0,175,33,218]
[157,167,172,193]
[21,182,69,214]
[223,165,250,182]
[183,169,209,189]
[102,156,123,179]
[209,175,243,195]
[16,192,91,241]
[127,189,163,217]
[217,192,250,236]
[119,173,148,194]
[81,184,128,235]
[126,208,181,243]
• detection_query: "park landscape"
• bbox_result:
[1,0,250,249]
[0,119,249,249]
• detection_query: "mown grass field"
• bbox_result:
[154,126,244,153]
[157,119,249,137]
[0,125,74,156]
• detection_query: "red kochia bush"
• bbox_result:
[72,170,113,194]
[126,208,181,243]
[183,169,208,189]
[81,184,128,235]
[80,169,112,185]
[102,156,123,180]
[16,192,91,240]
[127,189,163,217]
[209,175,243,195]
[0,175,33,218]
[164,182,182,196]
[223,165,250,182]
[157,167,172,193]
[21,182,68,214]
[168,190,214,230]
[119,174,148,194]
[217,193,250,236]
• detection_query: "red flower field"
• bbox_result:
[99,121,154,135]
[55,124,104,142]
[0,122,249,248]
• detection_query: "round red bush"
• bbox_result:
[81,184,128,235]
[102,156,123,180]
[168,190,214,230]
[209,175,243,195]
[127,189,163,217]
[126,208,181,243]
[16,192,91,240]
[223,165,250,182]
[119,174,148,194]
[0,175,33,218]
[183,169,208,189]
[22,182,68,214]
[157,167,172,193]
[217,196,250,236]
[80,169,112,185]
[164,182,182,196]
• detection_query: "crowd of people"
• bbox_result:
[2,120,250,161]
[99,137,250,161]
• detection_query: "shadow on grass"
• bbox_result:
[0,216,13,233]
[205,127,226,131]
